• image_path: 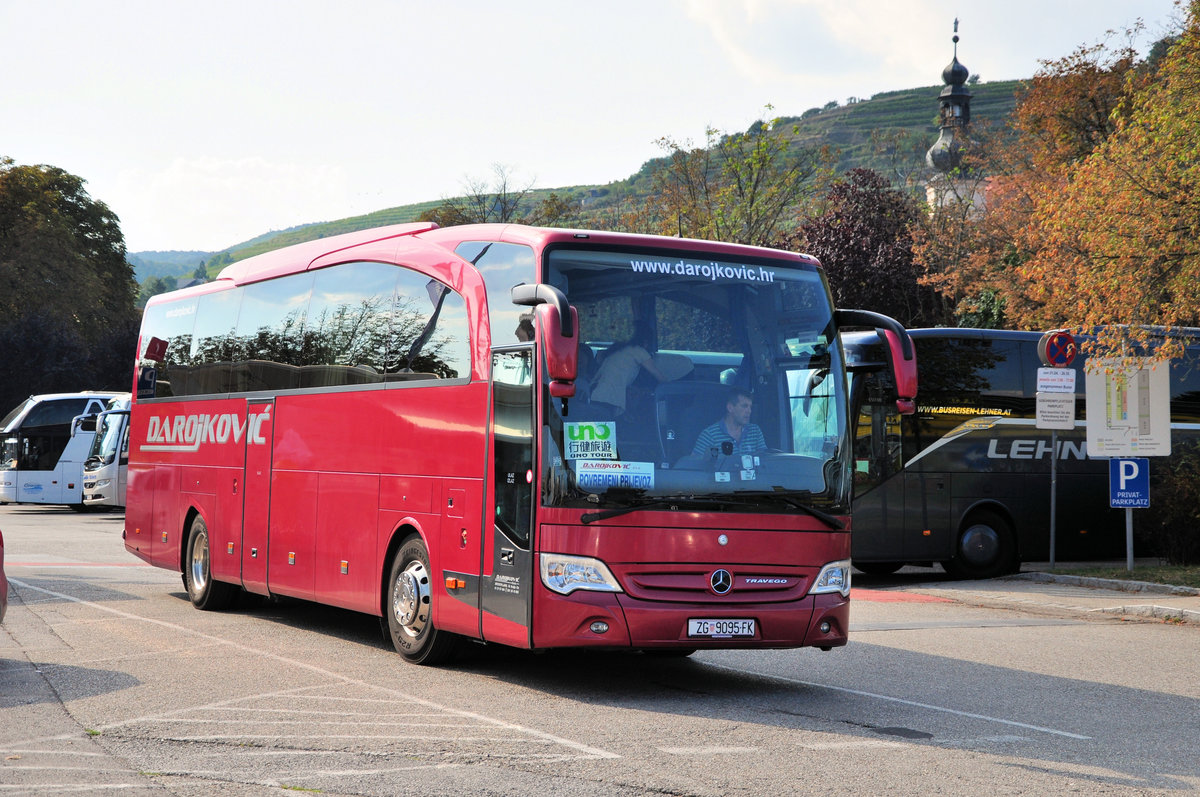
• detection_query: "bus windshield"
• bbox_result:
[88,411,128,467]
[541,246,848,514]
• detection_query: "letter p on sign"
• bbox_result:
[1109,458,1150,508]
[1119,460,1139,489]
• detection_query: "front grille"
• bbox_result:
[617,565,811,604]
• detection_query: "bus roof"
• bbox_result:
[2,392,122,432]
[196,223,821,292]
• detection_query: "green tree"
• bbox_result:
[0,159,139,410]
[641,110,831,246]
[138,275,178,308]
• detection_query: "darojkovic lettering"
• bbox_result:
[142,406,272,452]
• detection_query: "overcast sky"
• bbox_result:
[2,0,1182,253]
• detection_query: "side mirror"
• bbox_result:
[72,415,97,436]
[834,309,917,415]
[881,328,917,415]
[536,303,579,396]
[512,283,579,397]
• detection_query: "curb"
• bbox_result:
[1002,571,1200,625]
[1092,604,1200,624]
[1010,571,1200,597]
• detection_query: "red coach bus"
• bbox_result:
[126,223,915,664]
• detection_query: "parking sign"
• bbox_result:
[1109,458,1150,508]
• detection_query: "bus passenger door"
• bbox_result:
[850,377,905,562]
[481,349,535,648]
[240,400,274,595]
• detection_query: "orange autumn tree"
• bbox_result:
[914,31,1143,327]
[1019,2,1200,356]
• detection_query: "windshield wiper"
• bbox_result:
[711,489,846,530]
[580,493,734,524]
[581,498,675,524]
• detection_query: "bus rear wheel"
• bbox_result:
[386,537,460,665]
[944,511,1017,580]
[184,515,238,610]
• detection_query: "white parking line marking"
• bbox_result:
[705,663,1091,740]
[659,746,759,755]
[795,740,906,750]
[9,578,620,759]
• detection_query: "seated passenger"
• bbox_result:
[692,388,767,458]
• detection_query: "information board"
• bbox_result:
[1085,358,1171,457]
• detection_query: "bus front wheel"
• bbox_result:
[386,537,460,665]
[944,511,1017,580]
[184,515,238,610]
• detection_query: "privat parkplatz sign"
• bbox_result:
[1110,458,1150,508]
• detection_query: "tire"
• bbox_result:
[943,510,1017,580]
[183,514,238,610]
[854,561,904,576]
[385,537,460,665]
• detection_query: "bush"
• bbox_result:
[1141,440,1200,565]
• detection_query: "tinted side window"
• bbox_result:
[23,399,90,429]
[234,274,312,391]
[915,337,1027,415]
[139,297,198,397]
[1171,345,1200,423]
[390,270,470,380]
[189,289,244,395]
[302,262,398,388]
[455,241,535,347]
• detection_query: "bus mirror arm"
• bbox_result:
[512,283,573,338]
[511,283,579,389]
[834,309,912,360]
[835,309,917,415]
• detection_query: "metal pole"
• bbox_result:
[1049,430,1057,569]
[1126,507,1135,572]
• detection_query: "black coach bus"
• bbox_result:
[843,328,1200,578]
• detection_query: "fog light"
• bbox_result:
[819,621,831,633]
[589,621,609,634]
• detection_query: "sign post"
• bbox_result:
[1036,330,1077,569]
[1087,356,1172,572]
[1109,458,1150,571]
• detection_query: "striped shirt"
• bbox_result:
[692,421,767,457]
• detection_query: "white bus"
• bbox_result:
[1,392,121,508]
[83,394,131,509]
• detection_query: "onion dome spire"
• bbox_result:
[926,19,973,172]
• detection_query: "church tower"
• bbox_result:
[926,19,972,172]
[926,20,984,212]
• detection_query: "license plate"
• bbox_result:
[687,618,756,638]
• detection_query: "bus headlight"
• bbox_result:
[540,553,623,595]
[95,479,111,489]
[810,560,851,597]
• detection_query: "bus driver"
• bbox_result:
[693,387,767,458]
